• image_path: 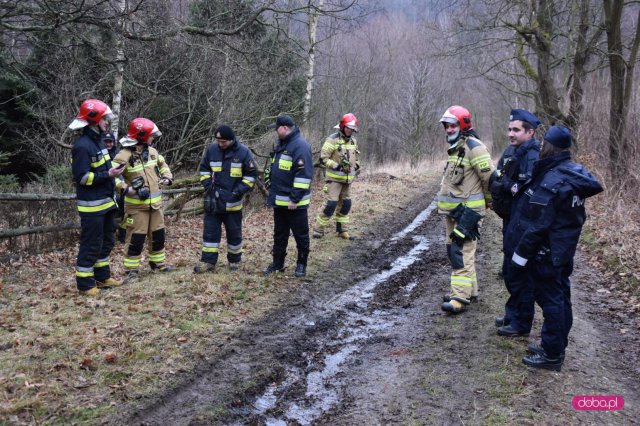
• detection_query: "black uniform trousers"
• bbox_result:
[76,210,116,291]
[272,208,310,264]
[201,210,243,265]
[533,259,573,358]
[503,217,535,332]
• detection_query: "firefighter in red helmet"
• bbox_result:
[112,117,174,284]
[313,113,361,240]
[69,99,125,296]
[437,105,494,314]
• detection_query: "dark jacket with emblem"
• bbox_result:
[71,127,116,216]
[267,127,313,209]
[505,152,603,267]
[199,139,257,212]
[490,137,540,219]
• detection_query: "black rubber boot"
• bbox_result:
[294,251,309,277]
[263,254,285,275]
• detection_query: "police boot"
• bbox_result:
[96,277,122,289]
[522,351,563,371]
[497,324,529,337]
[441,299,467,314]
[495,316,507,328]
[294,251,308,278]
[263,254,285,275]
[527,343,565,361]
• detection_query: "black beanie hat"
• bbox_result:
[543,126,572,149]
[215,125,235,141]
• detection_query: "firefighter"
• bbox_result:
[312,113,360,240]
[194,125,257,273]
[112,118,173,283]
[103,132,127,244]
[491,109,541,336]
[262,115,313,278]
[508,126,602,370]
[438,105,494,313]
[69,99,124,296]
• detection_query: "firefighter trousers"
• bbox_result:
[445,216,478,302]
[273,208,310,265]
[314,181,352,234]
[200,210,243,265]
[123,208,167,271]
[76,210,116,291]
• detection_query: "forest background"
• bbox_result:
[1,0,639,290]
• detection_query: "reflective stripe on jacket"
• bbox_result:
[267,127,313,209]
[320,132,359,184]
[71,127,116,216]
[113,145,172,211]
[198,139,257,212]
[437,136,494,214]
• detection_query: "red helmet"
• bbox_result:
[68,99,114,130]
[439,105,472,132]
[127,118,162,144]
[339,113,358,132]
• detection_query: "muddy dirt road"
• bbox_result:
[127,186,640,425]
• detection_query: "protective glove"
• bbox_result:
[447,204,465,222]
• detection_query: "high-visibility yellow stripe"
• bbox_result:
[90,157,106,168]
[75,271,94,278]
[94,260,109,268]
[335,216,349,223]
[125,195,162,205]
[77,200,115,213]
[437,199,486,210]
[86,172,95,186]
[293,182,310,189]
[202,246,219,253]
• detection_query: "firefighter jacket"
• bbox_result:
[198,139,257,212]
[267,127,313,209]
[112,144,173,211]
[71,127,116,216]
[320,132,360,184]
[506,151,603,268]
[490,137,540,219]
[437,135,494,215]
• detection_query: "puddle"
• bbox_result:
[249,203,436,424]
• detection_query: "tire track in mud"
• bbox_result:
[128,188,441,426]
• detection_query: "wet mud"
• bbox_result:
[126,180,640,425]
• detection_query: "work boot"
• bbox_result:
[79,287,100,296]
[263,262,285,275]
[443,294,478,303]
[294,263,307,277]
[150,262,173,273]
[495,316,505,328]
[338,231,355,240]
[522,352,563,371]
[527,343,565,360]
[312,229,324,239]
[96,277,122,289]
[123,270,139,285]
[497,325,529,337]
[193,262,216,274]
[228,263,240,271]
[441,299,466,314]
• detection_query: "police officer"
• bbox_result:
[69,99,124,296]
[194,125,257,273]
[113,118,173,283]
[491,109,541,336]
[437,105,494,313]
[508,126,602,370]
[263,115,313,278]
[313,113,360,240]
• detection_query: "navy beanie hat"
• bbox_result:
[543,126,572,149]
[215,125,235,141]
[509,109,541,129]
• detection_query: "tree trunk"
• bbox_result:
[303,0,324,124]
[111,0,127,138]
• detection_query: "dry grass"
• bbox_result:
[0,164,438,425]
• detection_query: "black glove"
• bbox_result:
[447,204,465,222]
[137,186,150,200]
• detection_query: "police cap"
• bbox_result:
[509,109,541,129]
[543,126,572,149]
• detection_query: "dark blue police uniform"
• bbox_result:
[71,127,117,291]
[509,150,602,362]
[494,137,540,332]
[266,126,313,272]
[198,139,257,266]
